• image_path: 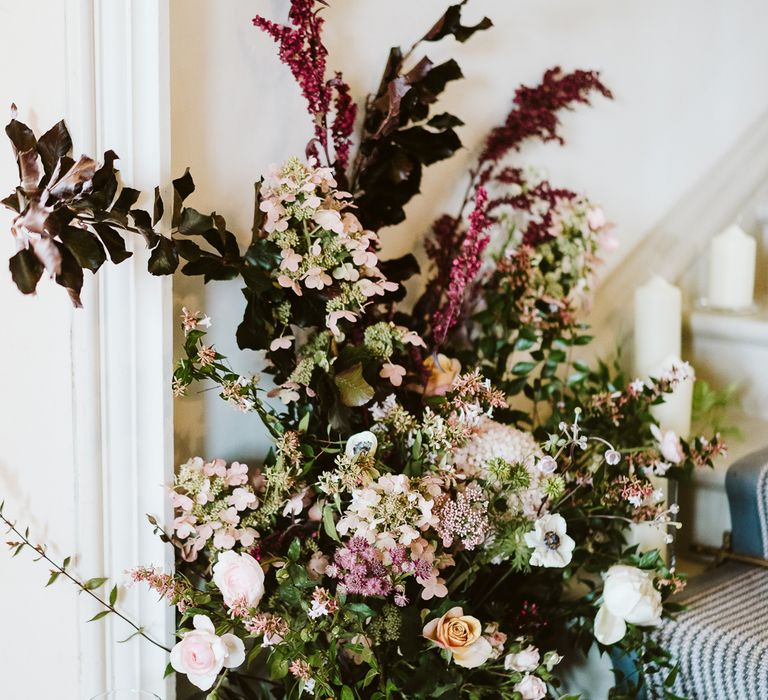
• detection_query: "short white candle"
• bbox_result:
[707,224,756,310]
[634,276,681,378]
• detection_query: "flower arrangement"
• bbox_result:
[2,2,727,699]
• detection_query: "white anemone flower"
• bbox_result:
[524,513,575,568]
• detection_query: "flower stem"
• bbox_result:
[0,510,172,653]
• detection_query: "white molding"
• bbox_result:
[66,0,175,697]
[588,110,768,358]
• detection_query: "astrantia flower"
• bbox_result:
[524,513,575,567]
[170,614,245,690]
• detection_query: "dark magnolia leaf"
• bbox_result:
[172,169,195,228]
[334,363,375,407]
[378,253,420,283]
[417,59,463,100]
[43,206,75,240]
[372,77,410,140]
[1,189,21,213]
[423,1,493,44]
[29,235,62,276]
[93,223,133,264]
[36,120,72,177]
[59,226,107,272]
[251,181,264,236]
[53,241,84,307]
[392,126,462,165]
[153,186,164,226]
[236,289,273,351]
[111,187,140,214]
[174,238,202,262]
[178,207,213,235]
[49,155,97,199]
[5,117,36,155]
[241,265,274,293]
[129,208,158,247]
[181,255,239,282]
[427,112,464,129]
[9,248,43,294]
[147,236,178,275]
[80,150,119,210]
[18,149,41,194]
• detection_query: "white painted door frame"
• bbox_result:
[66,1,175,697]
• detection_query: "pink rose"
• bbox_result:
[212,551,265,608]
[514,674,547,700]
[170,614,245,690]
[504,644,540,672]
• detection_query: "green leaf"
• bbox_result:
[341,687,355,700]
[88,610,111,622]
[82,577,108,591]
[323,505,341,542]
[512,361,537,376]
[46,571,60,587]
[109,585,118,606]
[9,248,43,294]
[334,363,375,407]
[287,537,301,562]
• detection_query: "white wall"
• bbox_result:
[169,0,768,463]
[0,2,85,695]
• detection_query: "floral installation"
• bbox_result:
[2,1,728,699]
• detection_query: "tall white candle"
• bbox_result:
[651,357,694,439]
[634,276,682,377]
[707,224,756,310]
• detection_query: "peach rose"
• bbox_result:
[422,606,493,668]
[423,354,461,396]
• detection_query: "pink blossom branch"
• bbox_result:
[0,506,171,653]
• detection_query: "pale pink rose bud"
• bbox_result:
[212,551,265,608]
[514,674,547,700]
[504,644,540,672]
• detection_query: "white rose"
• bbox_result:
[170,614,245,690]
[514,673,547,700]
[213,550,265,608]
[504,644,540,672]
[594,565,662,644]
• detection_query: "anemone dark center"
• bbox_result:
[544,531,560,549]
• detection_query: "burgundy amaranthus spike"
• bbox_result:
[432,187,491,347]
[253,0,356,175]
[478,67,612,183]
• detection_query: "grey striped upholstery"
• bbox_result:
[647,562,768,699]
[725,447,768,558]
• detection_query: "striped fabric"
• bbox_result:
[646,562,768,699]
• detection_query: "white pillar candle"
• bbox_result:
[707,224,756,310]
[634,276,681,378]
[650,357,694,440]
